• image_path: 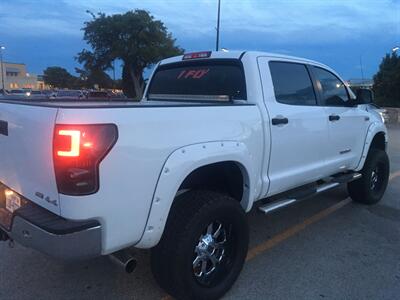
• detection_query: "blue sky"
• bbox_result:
[0,0,399,80]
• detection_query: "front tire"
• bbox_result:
[151,190,249,300]
[348,149,390,204]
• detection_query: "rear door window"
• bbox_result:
[147,60,246,102]
[269,61,317,106]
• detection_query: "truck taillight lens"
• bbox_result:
[53,124,118,195]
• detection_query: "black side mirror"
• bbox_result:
[356,88,374,104]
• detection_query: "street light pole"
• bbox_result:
[359,54,365,82]
[216,0,221,51]
[112,60,116,91]
[0,46,5,94]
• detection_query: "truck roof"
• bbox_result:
[160,50,331,70]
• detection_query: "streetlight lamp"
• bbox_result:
[392,46,399,53]
[0,46,5,94]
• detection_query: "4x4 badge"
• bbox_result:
[45,196,58,206]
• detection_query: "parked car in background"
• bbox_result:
[28,90,48,99]
[45,90,58,99]
[9,89,30,97]
[110,91,128,100]
[86,90,111,100]
[52,90,86,100]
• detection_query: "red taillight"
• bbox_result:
[53,124,118,195]
[57,130,81,157]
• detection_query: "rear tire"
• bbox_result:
[151,190,248,300]
[348,149,389,204]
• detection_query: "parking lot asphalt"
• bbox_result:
[1,125,399,300]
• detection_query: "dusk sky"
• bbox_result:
[0,0,399,80]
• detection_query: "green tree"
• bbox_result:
[78,10,183,99]
[373,53,400,107]
[75,67,114,89]
[76,49,114,89]
[43,66,76,89]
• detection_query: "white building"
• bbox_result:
[0,61,46,91]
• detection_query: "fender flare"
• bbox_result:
[135,141,257,248]
[355,122,388,171]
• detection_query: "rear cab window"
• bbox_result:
[269,61,317,106]
[147,59,247,102]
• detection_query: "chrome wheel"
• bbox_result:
[193,221,228,285]
[370,167,379,190]
[370,162,384,192]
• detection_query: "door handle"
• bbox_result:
[329,115,340,122]
[271,117,289,126]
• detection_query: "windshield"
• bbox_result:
[147,60,246,102]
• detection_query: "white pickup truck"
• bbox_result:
[0,51,389,300]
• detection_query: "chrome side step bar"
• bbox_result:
[258,172,361,214]
[259,199,296,214]
[316,182,339,193]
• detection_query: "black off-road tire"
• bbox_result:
[348,149,389,204]
[151,190,249,300]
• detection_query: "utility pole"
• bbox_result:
[113,60,116,91]
[359,55,365,82]
[216,0,221,51]
[0,46,5,94]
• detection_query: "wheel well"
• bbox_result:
[178,161,247,203]
[370,132,386,151]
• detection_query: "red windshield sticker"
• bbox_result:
[177,69,210,79]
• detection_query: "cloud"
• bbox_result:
[1,0,398,44]
[0,0,398,79]
[0,0,85,37]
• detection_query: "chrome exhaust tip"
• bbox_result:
[109,249,137,273]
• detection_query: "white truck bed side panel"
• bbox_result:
[56,104,263,254]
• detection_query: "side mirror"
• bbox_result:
[356,88,374,104]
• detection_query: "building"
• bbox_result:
[36,75,47,90]
[346,79,373,90]
[0,61,47,91]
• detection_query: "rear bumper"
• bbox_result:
[0,185,102,261]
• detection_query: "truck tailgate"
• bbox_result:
[0,103,60,214]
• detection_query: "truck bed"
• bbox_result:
[0,98,246,109]
[0,97,262,253]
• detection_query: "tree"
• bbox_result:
[75,67,114,89]
[373,53,400,107]
[76,49,114,89]
[78,10,183,99]
[43,66,76,89]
